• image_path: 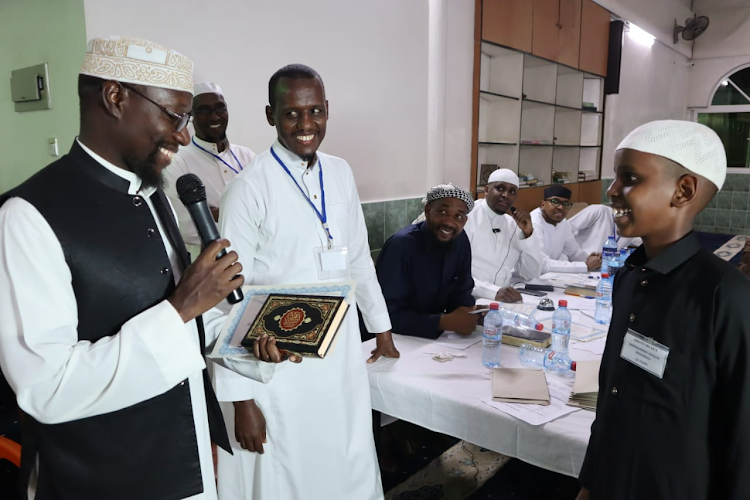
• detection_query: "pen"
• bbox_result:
[564,292,596,299]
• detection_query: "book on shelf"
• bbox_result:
[240,293,348,358]
[582,102,597,111]
[519,173,536,181]
[479,164,498,185]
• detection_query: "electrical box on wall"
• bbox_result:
[11,63,51,112]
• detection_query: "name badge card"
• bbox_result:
[620,329,669,379]
[314,246,349,279]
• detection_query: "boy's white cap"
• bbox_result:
[616,120,727,190]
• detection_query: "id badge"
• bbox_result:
[620,328,670,379]
[314,246,349,279]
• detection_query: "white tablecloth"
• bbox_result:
[362,282,604,478]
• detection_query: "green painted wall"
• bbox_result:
[0,0,87,192]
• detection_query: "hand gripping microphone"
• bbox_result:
[176,173,243,304]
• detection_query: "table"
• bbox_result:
[362,285,604,478]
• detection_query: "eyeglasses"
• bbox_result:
[121,83,191,132]
[193,104,228,116]
[545,198,573,208]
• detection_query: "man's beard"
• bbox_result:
[301,152,316,164]
[124,147,165,190]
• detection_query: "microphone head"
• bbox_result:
[176,174,207,205]
[510,206,517,214]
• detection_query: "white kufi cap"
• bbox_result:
[194,82,223,97]
[487,168,520,187]
[80,36,194,93]
[617,120,727,190]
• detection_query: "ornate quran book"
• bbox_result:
[240,294,348,358]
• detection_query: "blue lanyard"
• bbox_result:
[271,147,334,249]
[192,137,243,174]
[612,215,621,243]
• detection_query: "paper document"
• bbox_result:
[568,360,601,411]
[434,330,483,350]
[543,273,599,289]
[482,376,579,425]
[476,299,538,317]
[491,368,550,405]
[540,320,607,341]
[573,336,607,355]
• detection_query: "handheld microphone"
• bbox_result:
[176,173,243,304]
[510,206,517,214]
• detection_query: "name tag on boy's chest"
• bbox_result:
[620,329,670,379]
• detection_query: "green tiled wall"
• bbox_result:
[601,175,750,235]
[362,197,425,261]
[695,173,750,235]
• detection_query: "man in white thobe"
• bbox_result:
[569,204,643,254]
[0,37,242,500]
[164,81,256,258]
[530,185,602,274]
[214,64,399,500]
[463,169,544,302]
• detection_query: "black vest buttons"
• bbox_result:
[160,267,170,274]
[132,196,143,207]
[147,228,156,237]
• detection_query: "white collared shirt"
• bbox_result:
[530,207,590,274]
[0,139,224,499]
[164,135,256,247]
[568,204,642,254]
[463,198,543,299]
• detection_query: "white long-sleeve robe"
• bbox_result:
[463,198,543,299]
[0,142,225,499]
[215,141,390,500]
[164,136,255,255]
[568,204,642,255]
[530,207,590,274]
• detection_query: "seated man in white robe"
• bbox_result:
[530,185,601,274]
[569,204,643,254]
[463,168,543,302]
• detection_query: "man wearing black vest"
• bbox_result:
[0,37,242,500]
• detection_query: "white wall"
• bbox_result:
[688,7,750,107]
[600,30,689,178]
[84,0,431,202]
[594,0,694,58]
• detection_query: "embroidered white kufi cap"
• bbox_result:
[487,168,520,188]
[79,36,194,93]
[617,120,727,190]
[194,82,223,97]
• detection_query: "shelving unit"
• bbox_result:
[473,39,605,195]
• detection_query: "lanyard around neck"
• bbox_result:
[271,146,334,249]
[192,137,243,174]
[611,215,621,243]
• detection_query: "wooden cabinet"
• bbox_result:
[531,0,559,62]
[481,0,533,53]
[558,0,582,68]
[578,179,603,205]
[579,0,610,76]
[532,0,581,67]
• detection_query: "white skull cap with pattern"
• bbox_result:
[488,168,520,188]
[617,120,727,190]
[79,36,194,94]
[194,82,223,97]
[423,183,474,213]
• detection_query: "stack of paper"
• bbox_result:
[567,360,601,411]
[491,368,550,405]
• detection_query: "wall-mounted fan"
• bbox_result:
[674,15,710,43]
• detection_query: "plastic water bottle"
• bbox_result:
[482,303,503,368]
[608,248,626,277]
[594,273,613,325]
[551,300,572,354]
[601,236,617,275]
[499,307,543,331]
[518,344,575,372]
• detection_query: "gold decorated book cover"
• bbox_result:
[240,293,348,358]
